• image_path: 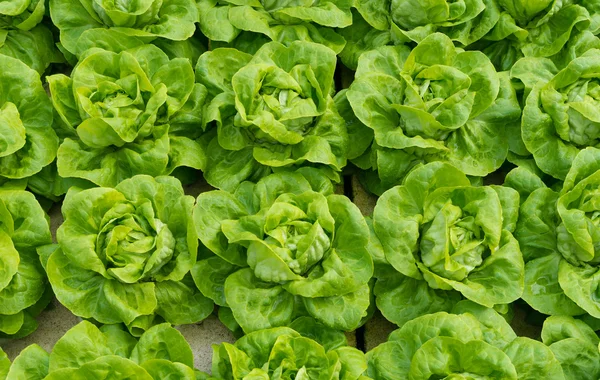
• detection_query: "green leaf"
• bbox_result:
[374,275,461,327]
[409,337,518,379]
[523,254,584,316]
[452,300,516,350]
[48,321,113,372]
[6,344,49,380]
[303,284,371,331]
[154,278,214,325]
[0,348,9,379]
[46,356,153,380]
[131,324,194,368]
[0,25,63,75]
[224,268,295,333]
[288,316,347,351]
[141,360,196,380]
[504,337,565,380]
[0,230,19,293]
[191,257,239,306]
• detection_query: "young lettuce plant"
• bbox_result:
[0,1,63,73]
[472,0,600,71]
[346,32,520,194]
[510,50,600,180]
[512,147,600,319]
[541,316,600,380]
[196,0,351,55]
[49,0,199,58]
[0,55,58,184]
[47,45,206,188]
[338,0,500,69]
[367,301,565,380]
[195,41,349,192]
[3,321,199,379]
[0,190,52,339]
[46,175,213,335]
[192,170,373,333]
[371,162,524,326]
[208,317,369,380]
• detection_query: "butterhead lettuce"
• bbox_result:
[0,190,52,339]
[339,0,500,69]
[371,162,524,325]
[192,170,373,333]
[475,0,600,71]
[511,49,600,180]
[197,0,351,55]
[0,54,58,183]
[346,33,520,194]
[47,45,206,188]
[46,175,213,335]
[0,0,64,73]
[210,317,368,380]
[3,321,199,379]
[367,301,565,380]
[513,147,600,319]
[50,0,199,57]
[541,316,600,379]
[196,41,349,192]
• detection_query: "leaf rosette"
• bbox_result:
[0,1,64,73]
[371,162,524,325]
[366,301,565,380]
[512,50,600,180]
[192,171,373,333]
[50,0,199,57]
[196,41,348,192]
[48,45,206,187]
[0,55,58,183]
[0,190,52,339]
[2,321,199,379]
[46,175,213,335]
[541,316,600,379]
[210,318,369,380]
[346,33,519,194]
[513,147,600,319]
[474,0,600,71]
[196,0,351,55]
[339,0,500,69]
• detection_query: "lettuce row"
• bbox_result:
[1,317,367,380]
